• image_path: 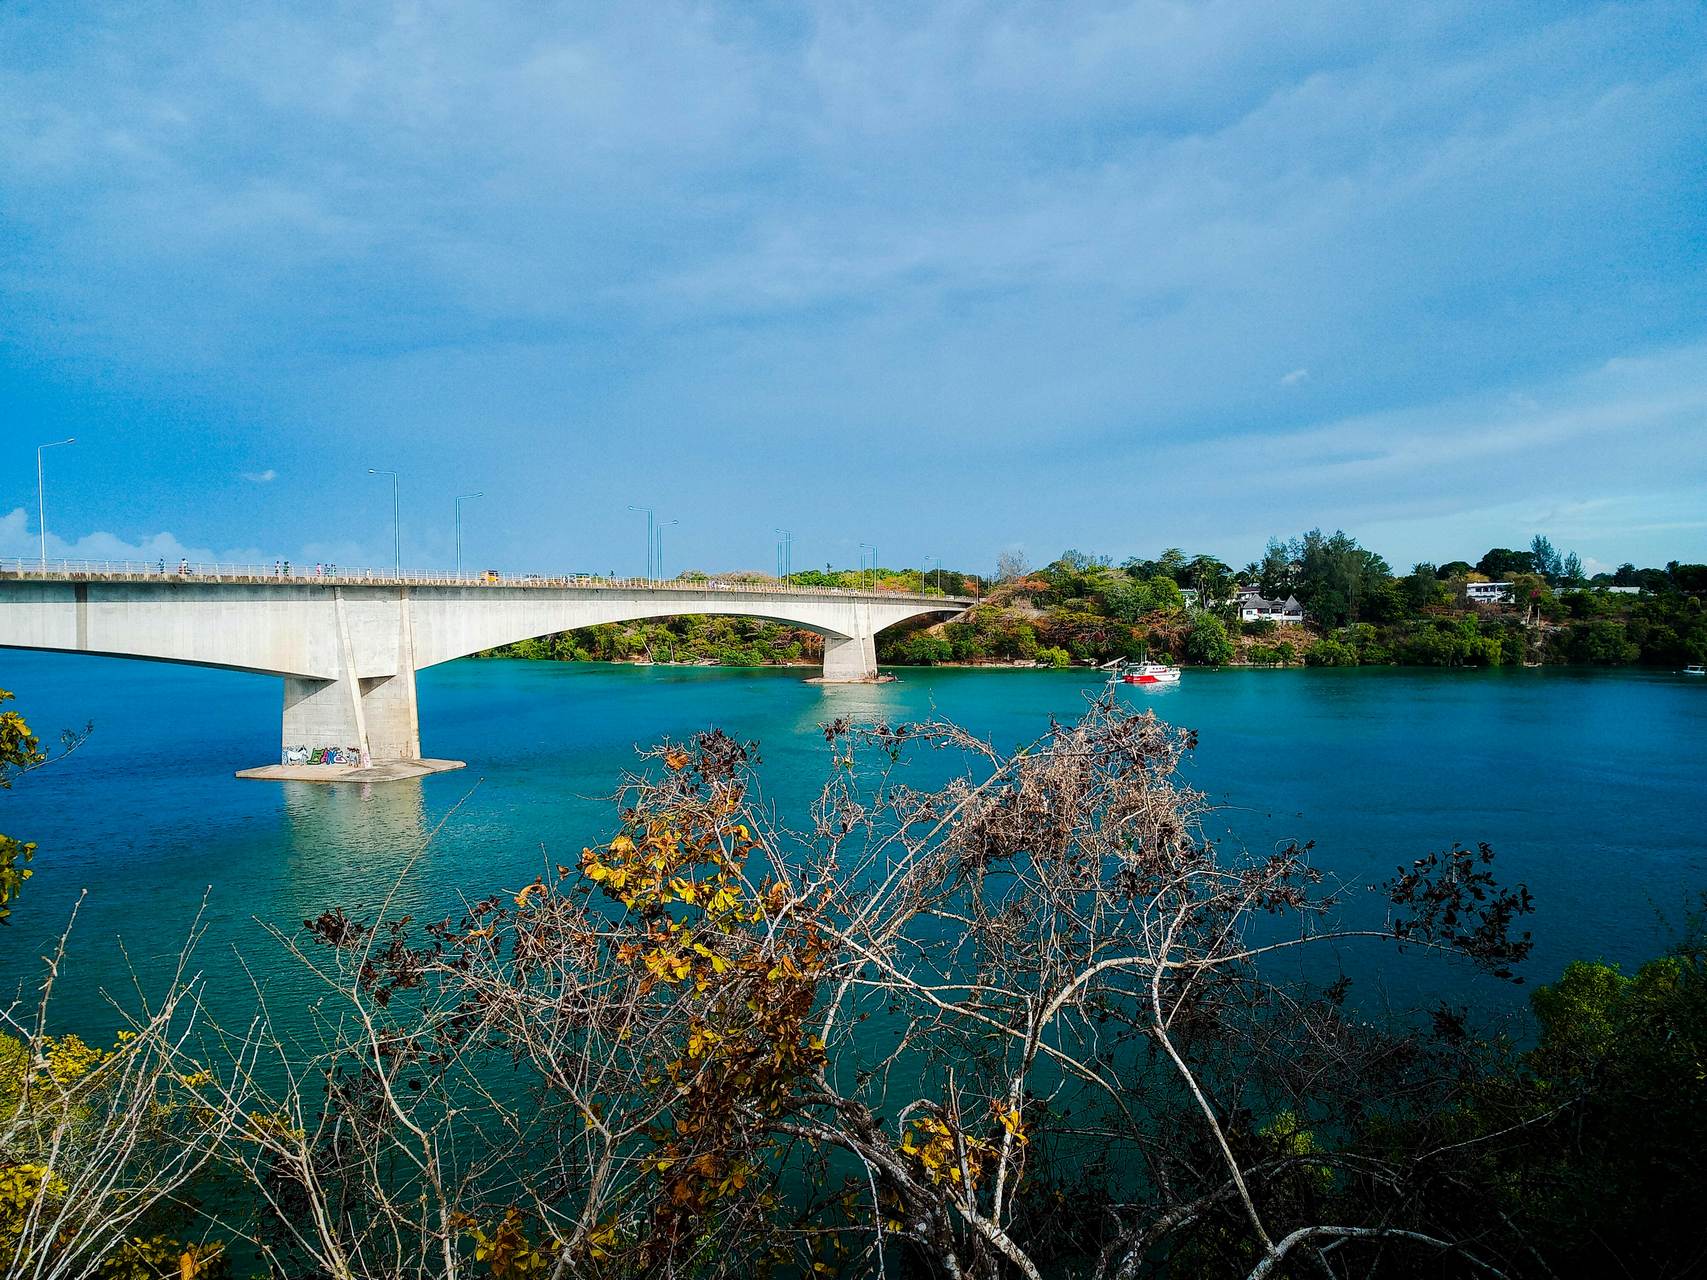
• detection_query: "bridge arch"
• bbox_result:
[0,574,973,774]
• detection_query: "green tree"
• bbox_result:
[1183,614,1233,667]
[0,691,47,924]
[1550,619,1640,664]
[1091,574,1149,623]
[1476,547,1535,578]
[1304,637,1359,666]
[1052,549,1106,573]
[1671,562,1707,594]
[1500,926,1707,1276]
[1257,537,1297,599]
[1288,529,1390,629]
[1147,575,1185,613]
[1502,571,1549,617]
[1529,534,1565,584]
[1184,554,1233,610]
[1401,563,1448,612]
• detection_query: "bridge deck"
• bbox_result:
[0,559,973,606]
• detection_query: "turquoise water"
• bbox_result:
[1,653,1705,1035]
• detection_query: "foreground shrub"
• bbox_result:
[188,701,1546,1279]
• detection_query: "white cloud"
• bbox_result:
[241,468,277,482]
[1280,368,1309,387]
[0,507,267,568]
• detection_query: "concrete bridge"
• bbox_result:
[0,561,972,779]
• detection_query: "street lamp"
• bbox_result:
[774,527,793,582]
[657,519,680,582]
[925,554,941,595]
[368,468,400,577]
[454,492,483,578]
[627,504,654,582]
[859,542,876,594]
[36,437,75,566]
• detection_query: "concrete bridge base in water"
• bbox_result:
[0,568,972,781]
[234,757,468,784]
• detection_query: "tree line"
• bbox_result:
[883,532,1707,670]
[481,535,1706,672]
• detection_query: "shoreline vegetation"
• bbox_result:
[479,531,1707,672]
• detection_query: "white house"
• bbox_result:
[1464,581,1512,604]
[1238,592,1305,624]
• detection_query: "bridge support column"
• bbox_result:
[820,616,880,682]
[360,672,421,760]
[280,669,420,764]
[278,586,423,765]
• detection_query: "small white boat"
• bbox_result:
[1113,661,1181,686]
[1685,664,1706,676]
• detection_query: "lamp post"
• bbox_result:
[925,555,941,595]
[455,492,483,578]
[859,542,876,593]
[627,505,654,582]
[658,519,679,582]
[35,438,75,567]
[774,528,793,583]
[368,468,400,577]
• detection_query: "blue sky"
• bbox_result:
[2,0,1703,577]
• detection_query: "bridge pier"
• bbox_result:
[820,630,879,681]
[359,673,422,761]
[281,670,421,765]
[278,586,424,766]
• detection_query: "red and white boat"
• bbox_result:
[1113,661,1181,686]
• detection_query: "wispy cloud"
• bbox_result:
[1053,339,1707,565]
[241,468,276,483]
[1279,368,1310,387]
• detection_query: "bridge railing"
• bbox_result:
[0,558,974,602]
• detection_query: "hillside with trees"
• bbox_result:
[484,535,1707,671]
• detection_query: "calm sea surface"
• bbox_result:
[2,653,1704,1036]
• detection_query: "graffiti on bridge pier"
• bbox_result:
[282,745,371,767]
